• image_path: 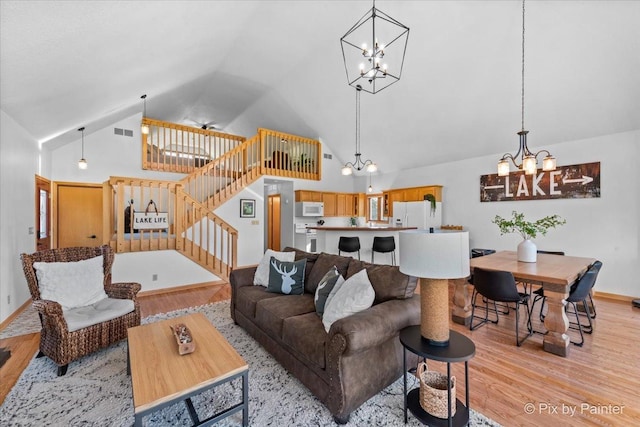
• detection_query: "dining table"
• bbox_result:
[452,250,597,357]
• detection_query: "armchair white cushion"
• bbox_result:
[64,298,135,332]
[34,255,108,310]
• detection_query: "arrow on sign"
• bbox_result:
[562,175,593,185]
[483,185,504,190]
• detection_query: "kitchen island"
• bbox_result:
[308,226,417,265]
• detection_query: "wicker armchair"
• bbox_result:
[21,245,141,376]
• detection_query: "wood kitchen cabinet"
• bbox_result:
[295,190,323,202]
[322,192,337,216]
[336,194,346,216]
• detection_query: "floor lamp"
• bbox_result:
[399,230,470,346]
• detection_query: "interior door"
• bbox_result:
[35,175,51,251]
[54,182,103,248]
[267,194,281,251]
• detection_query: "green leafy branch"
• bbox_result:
[492,211,566,240]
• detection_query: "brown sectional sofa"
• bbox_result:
[229,247,420,423]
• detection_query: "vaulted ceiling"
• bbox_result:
[2,1,639,174]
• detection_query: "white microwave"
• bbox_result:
[295,202,324,217]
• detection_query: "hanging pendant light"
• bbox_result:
[340,0,409,94]
[368,172,374,193]
[78,127,88,170]
[140,94,150,135]
[497,0,556,177]
[341,85,377,175]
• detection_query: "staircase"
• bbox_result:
[107,121,322,281]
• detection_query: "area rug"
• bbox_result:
[0,305,40,339]
[0,301,501,426]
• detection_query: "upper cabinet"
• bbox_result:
[295,190,323,202]
[322,193,337,216]
[296,186,441,218]
[295,190,364,217]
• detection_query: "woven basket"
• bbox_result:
[417,362,456,418]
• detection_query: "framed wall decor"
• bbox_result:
[240,199,256,218]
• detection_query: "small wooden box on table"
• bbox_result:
[400,327,475,427]
[127,313,248,426]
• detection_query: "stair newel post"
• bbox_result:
[175,185,184,251]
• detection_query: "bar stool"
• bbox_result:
[371,236,396,265]
[338,236,361,260]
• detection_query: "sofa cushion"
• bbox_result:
[314,266,342,316]
[267,258,306,295]
[347,259,418,303]
[34,256,108,310]
[254,249,295,286]
[282,312,328,369]
[283,247,318,284]
[235,285,282,320]
[322,269,375,333]
[307,253,352,294]
[63,297,134,332]
[255,294,316,339]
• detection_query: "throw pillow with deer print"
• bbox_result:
[267,257,307,295]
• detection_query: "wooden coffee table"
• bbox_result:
[127,312,248,426]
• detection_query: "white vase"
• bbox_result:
[517,239,537,262]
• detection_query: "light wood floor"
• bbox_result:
[1,282,638,426]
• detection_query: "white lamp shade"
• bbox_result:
[522,155,537,175]
[399,230,470,279]
[542,155,556,171]
[497,159,510,176]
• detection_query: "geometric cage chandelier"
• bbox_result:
[498,0,556,176]
[340,0,409,95]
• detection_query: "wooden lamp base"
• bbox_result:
[420,278,450,346]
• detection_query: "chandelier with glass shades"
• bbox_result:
[497,0,556,177]
[341,85,377,175]
[340,0,409,95]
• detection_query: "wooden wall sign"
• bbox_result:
[133,212,169,229]
[480,162,600,202]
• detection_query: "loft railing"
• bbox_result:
[259,128,322,181]
[141,118,245,174]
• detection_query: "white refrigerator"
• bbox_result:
[392,201,442,229]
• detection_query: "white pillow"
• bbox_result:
[322,269,375,333]
[34,256,108,310]
[254,249,295,286]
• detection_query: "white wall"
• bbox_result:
[214,181,265,266]
[112,250,218,292]
[355,130,639,298]
[0,111,41,322]
[50,113,181,183]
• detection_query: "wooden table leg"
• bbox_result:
[451,278,472,326]
[542,288,570,357]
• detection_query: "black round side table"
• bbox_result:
[400,326,475,427]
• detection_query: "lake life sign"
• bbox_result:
[480,162,600,202]
[133,212,169,230]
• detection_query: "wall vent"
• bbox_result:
[114,128,134,137]
[323,153,332,159]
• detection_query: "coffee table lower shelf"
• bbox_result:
[407,388,469,427]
